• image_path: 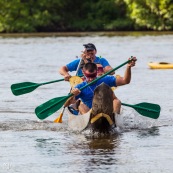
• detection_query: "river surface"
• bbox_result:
[0,33,173,173]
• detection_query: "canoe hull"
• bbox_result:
[68,109,91,132]
[148,62,173,69]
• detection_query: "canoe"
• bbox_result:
[148,62,173,69]
[67,83,117,133]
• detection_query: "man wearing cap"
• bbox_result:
[59,43,114,81]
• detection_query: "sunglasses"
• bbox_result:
[83,71,97,78]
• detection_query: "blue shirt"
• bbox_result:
[66,56,110,76]
[74,76,116,109]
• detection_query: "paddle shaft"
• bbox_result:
[14,79,64,91]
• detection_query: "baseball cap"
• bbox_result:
[83,43,96,51]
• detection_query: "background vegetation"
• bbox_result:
[0,0,173,33]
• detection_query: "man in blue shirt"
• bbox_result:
[66,57,137,114]
[59,43,114,81]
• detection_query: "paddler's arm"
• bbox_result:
[104,66,115,75]
[116,57,137,86]
[59,65,71,81]
[63,88,81,107]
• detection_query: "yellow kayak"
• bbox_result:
[148,62,173,69]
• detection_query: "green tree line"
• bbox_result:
[0,0,173,33]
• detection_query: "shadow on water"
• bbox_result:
[137,126,160,138]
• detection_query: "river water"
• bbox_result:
[0,33,173,173]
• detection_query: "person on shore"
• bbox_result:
[65,57,137,115]
[59,43,114,81]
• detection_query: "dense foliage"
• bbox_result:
[0,0,173,32]
[124,0,173,30]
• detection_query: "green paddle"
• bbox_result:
[35,59,132,120]
[11,79,65,96]
[122,102,161,119]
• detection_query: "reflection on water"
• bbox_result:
[86,133,120,150]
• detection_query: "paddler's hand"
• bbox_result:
[128,57,137,67]
[81,50,87,59]
[63,96,75,107]
[81,49,93,63]
[71,88,81,96]
[64,74,71,81]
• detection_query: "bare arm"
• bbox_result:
[104,66,115,75]
[63,96,76,107]
[59,66,71,81]
[116,57,137,86]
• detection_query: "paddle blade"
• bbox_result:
[69,76,83,88]
[11,82,39,96]
[54,112,63,123]
[134,102,161,119]
[122,102,161,119]
[35,96,70,120]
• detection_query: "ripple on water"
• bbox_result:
[0,120,67,132]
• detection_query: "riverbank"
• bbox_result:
[1,31,173,38]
